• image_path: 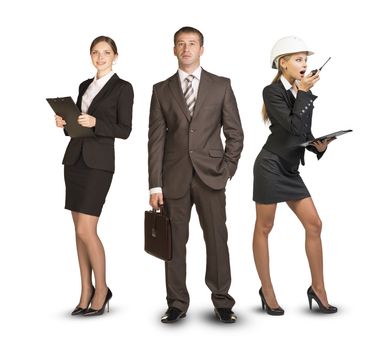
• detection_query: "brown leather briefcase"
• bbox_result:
[144,207,172,261]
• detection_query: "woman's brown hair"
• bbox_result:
[262,55,291,123]
[90,36,118,55]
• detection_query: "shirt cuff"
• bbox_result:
[149,187,163,195]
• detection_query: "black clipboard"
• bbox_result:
[47,96,95,138]
[300,129,353,147]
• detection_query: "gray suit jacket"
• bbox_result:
[148,69,244,199]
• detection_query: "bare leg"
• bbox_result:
[73,212,108,309]
[252,203,280,308]
[287,197,331,307]
[71,212,93,308]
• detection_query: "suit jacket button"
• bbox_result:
[189,150,193,153]
[190,129,195,133]
[301,109,305,113]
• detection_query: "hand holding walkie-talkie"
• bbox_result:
[310,57,331,76]
[297,57,331,92]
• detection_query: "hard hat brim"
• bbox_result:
[272,50,314,69]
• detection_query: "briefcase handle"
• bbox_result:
[152,205,166,215]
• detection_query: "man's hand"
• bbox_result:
[150,193,164,209]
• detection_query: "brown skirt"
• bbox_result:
[64,156,113,217]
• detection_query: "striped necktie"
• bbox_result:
[183,75,195,116]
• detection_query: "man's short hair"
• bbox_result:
[174,26,204,47]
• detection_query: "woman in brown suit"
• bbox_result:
[55,36,133,316]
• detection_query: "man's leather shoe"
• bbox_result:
[214,308,237,323]
[161,307,186,323]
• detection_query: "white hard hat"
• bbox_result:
[270,36,314,69]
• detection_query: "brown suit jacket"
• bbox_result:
[62,74,134,172]
[148,69,244,199]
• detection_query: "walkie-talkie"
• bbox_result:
[310,57,331,76]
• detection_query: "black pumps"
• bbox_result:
[258,286,337,315]
[71,286,95,316]
[259,288,284,316]
[307,286,337,314]
[83,288,113,316]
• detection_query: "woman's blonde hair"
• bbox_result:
[262,54,292,123]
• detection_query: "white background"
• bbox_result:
[1,0,384,348]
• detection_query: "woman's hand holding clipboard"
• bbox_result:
[300,130,353,147]
[47,96,95,138]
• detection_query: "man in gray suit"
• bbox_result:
[148,26,244,323]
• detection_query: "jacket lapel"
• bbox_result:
[87,73,119,114]
[192,69,210,118]
[278,81,305,164]
[168,73,192,122]
[76,79,93,109]
[278,80,295,108]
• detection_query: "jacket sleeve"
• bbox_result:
[263,85,317,136]
[93,83,134,139]
[148,86,166,189]
[222,79,244,178]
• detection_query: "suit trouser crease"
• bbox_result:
[164,173,235,312]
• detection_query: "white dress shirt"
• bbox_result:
[81,70,115,113]
[178,66,202,100]
[280,75,297,98]
[149,66,202,195]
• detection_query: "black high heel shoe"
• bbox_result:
[83,288,113,316]
[259,288,284,316]
[71,286,95,316]
[307,286,337,314]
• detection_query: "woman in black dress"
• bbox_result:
[55,36,133,316]
[252,36,337,315]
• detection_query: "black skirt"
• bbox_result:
[253,149,310,204]
[64,156,113,217]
